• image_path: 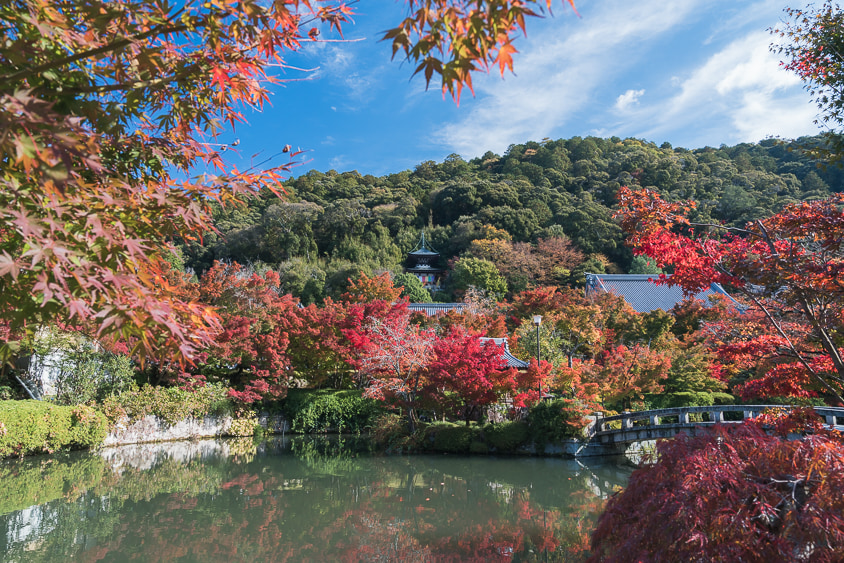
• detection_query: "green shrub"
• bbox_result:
[646,392,737,409]
[282,389,385,434]
[370,413,413,450]
[425,421,481,453]
[528,398,591,447]
[469,440,488,454]
[712,392,736,405]
[753,396,827,407]
[0,400,108,458]
[483,421,530,453]
[228,412,260,436]
[99,383,232,426]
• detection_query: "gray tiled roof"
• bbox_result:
[585,273,736,313]
[479,337,530,369]
[407,303,465,316]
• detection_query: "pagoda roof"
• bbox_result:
[408,231,440,257]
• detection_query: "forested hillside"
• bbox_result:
[180,135,843,303]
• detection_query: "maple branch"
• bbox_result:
[58,70,196,95]
[686,221,760,238]
[699,229,844,403]
[0,18,190,84]
[742,289,844,404]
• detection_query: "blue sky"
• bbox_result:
[216,0,821,179]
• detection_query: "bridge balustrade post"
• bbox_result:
[622,412,633,430]
[743,410,755,421]
[826,415,837,427]
[649,414,659,426]
[709,410,724,423]
[593,412,604,432]
[680,412,690,424]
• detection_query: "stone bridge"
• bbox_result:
[573,405,844,457]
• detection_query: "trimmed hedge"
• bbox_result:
[282,389,385,434]
[425,422,483,453]
[99,383,232,426]
[0,400,107,458]
[484,420,530,452]
[645,391,736,409]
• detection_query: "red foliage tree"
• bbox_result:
[182,261,301,403]
[617,186,844,404]
[589,409,844,562]
[425,326,516,424]
[344,305,436,430]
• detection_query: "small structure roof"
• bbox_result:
[585,273,736,313]
[479,337,530,369]
[407,303,465,316]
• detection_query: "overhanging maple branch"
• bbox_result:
[0,17,190,85]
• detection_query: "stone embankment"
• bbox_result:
[102,413,289,447]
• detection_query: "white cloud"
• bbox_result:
[615,89,645,112]
[435,0,703,157]
[631,30,816,145]
[433,0,818,157]
[329,155,350,170]
[304,43,384,104]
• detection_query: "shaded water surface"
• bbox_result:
[0,437,633,562]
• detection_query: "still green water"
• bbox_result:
[0,436,633,562]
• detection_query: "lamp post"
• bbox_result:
[533,315,542,401]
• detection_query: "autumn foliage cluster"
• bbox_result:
[155,267,559,430]
[616,185,844,406]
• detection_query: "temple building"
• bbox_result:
[405,231,444,291]
[585,273,738,313]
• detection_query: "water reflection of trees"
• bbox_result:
[0,437,632,562]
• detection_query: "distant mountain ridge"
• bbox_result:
[178,135,842,303]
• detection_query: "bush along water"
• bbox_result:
[370,398,594,455]
[282,389,385,434]
[0,400,107,458]
[99,383,233,426]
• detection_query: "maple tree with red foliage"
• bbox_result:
[344,303,435,429]
[616,186,844,405]
[772,1,844,163]
[589,408,844,562]
[424,326,516,424]
[183,261,301,403]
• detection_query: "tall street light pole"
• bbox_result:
[533,315,542,401]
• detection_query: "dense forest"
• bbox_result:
[179,135,843,303]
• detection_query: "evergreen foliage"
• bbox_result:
[282,389,385,434]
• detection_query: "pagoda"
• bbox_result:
[405,231,444,290]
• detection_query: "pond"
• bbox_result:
[0,436,634,562]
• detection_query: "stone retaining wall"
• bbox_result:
[103,413,289,447]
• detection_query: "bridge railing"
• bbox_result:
[587,405,844,439]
